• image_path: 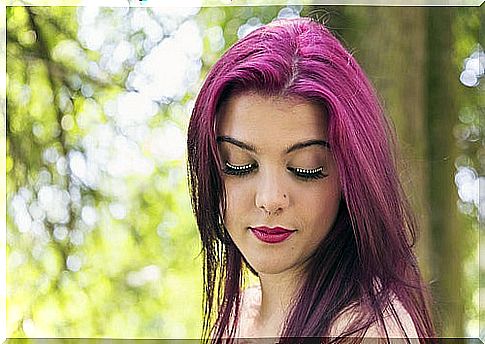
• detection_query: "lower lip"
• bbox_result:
[250,229,295,244]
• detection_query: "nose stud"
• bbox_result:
[260,195,287,215]
[262,207,280,216]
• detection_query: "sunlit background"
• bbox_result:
[6,5,484,339]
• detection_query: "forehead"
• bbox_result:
[216,92,328,143]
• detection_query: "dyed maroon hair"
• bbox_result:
[187,18,435,343]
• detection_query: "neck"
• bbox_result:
[254,268,305,336]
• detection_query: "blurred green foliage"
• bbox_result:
[7,6,200,338]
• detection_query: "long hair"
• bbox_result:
[187,17,436,343]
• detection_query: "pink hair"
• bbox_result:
[187,17,436,343]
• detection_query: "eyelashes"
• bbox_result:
[287,166,327,180]
[223,162,328,180]
[223,162,255,176]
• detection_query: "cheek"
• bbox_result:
[223,179,253,228]
[303,182,341,228]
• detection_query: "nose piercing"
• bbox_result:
[262,200,286,215]
[265,208,276,216]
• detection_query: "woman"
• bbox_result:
[187,17,436,343]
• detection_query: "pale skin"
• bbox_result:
[216,92,342,337]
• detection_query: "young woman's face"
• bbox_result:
[217,92,341,277]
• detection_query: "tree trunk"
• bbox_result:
[426,7,464,337]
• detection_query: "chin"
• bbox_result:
[244,256,299,276]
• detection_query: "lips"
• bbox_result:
[250,226,296,244]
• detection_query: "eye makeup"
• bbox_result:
[287,166,328,180]
[218,137,329,181]
[223,161,257,176]
[222,161,327,181]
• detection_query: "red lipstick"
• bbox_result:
[250,226,295,244]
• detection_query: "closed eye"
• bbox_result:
[223,161,257,176]
[287,166,327,180]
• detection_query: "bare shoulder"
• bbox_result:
[330,293,418,340]
[365,295,419,339]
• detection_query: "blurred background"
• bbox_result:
[5,4,484,339]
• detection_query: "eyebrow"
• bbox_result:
[216,136,330,154]
[217,136,258,152]
[286,139,330,153]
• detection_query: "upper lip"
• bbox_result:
[251,226,296,234]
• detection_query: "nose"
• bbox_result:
[254,170,289,216]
